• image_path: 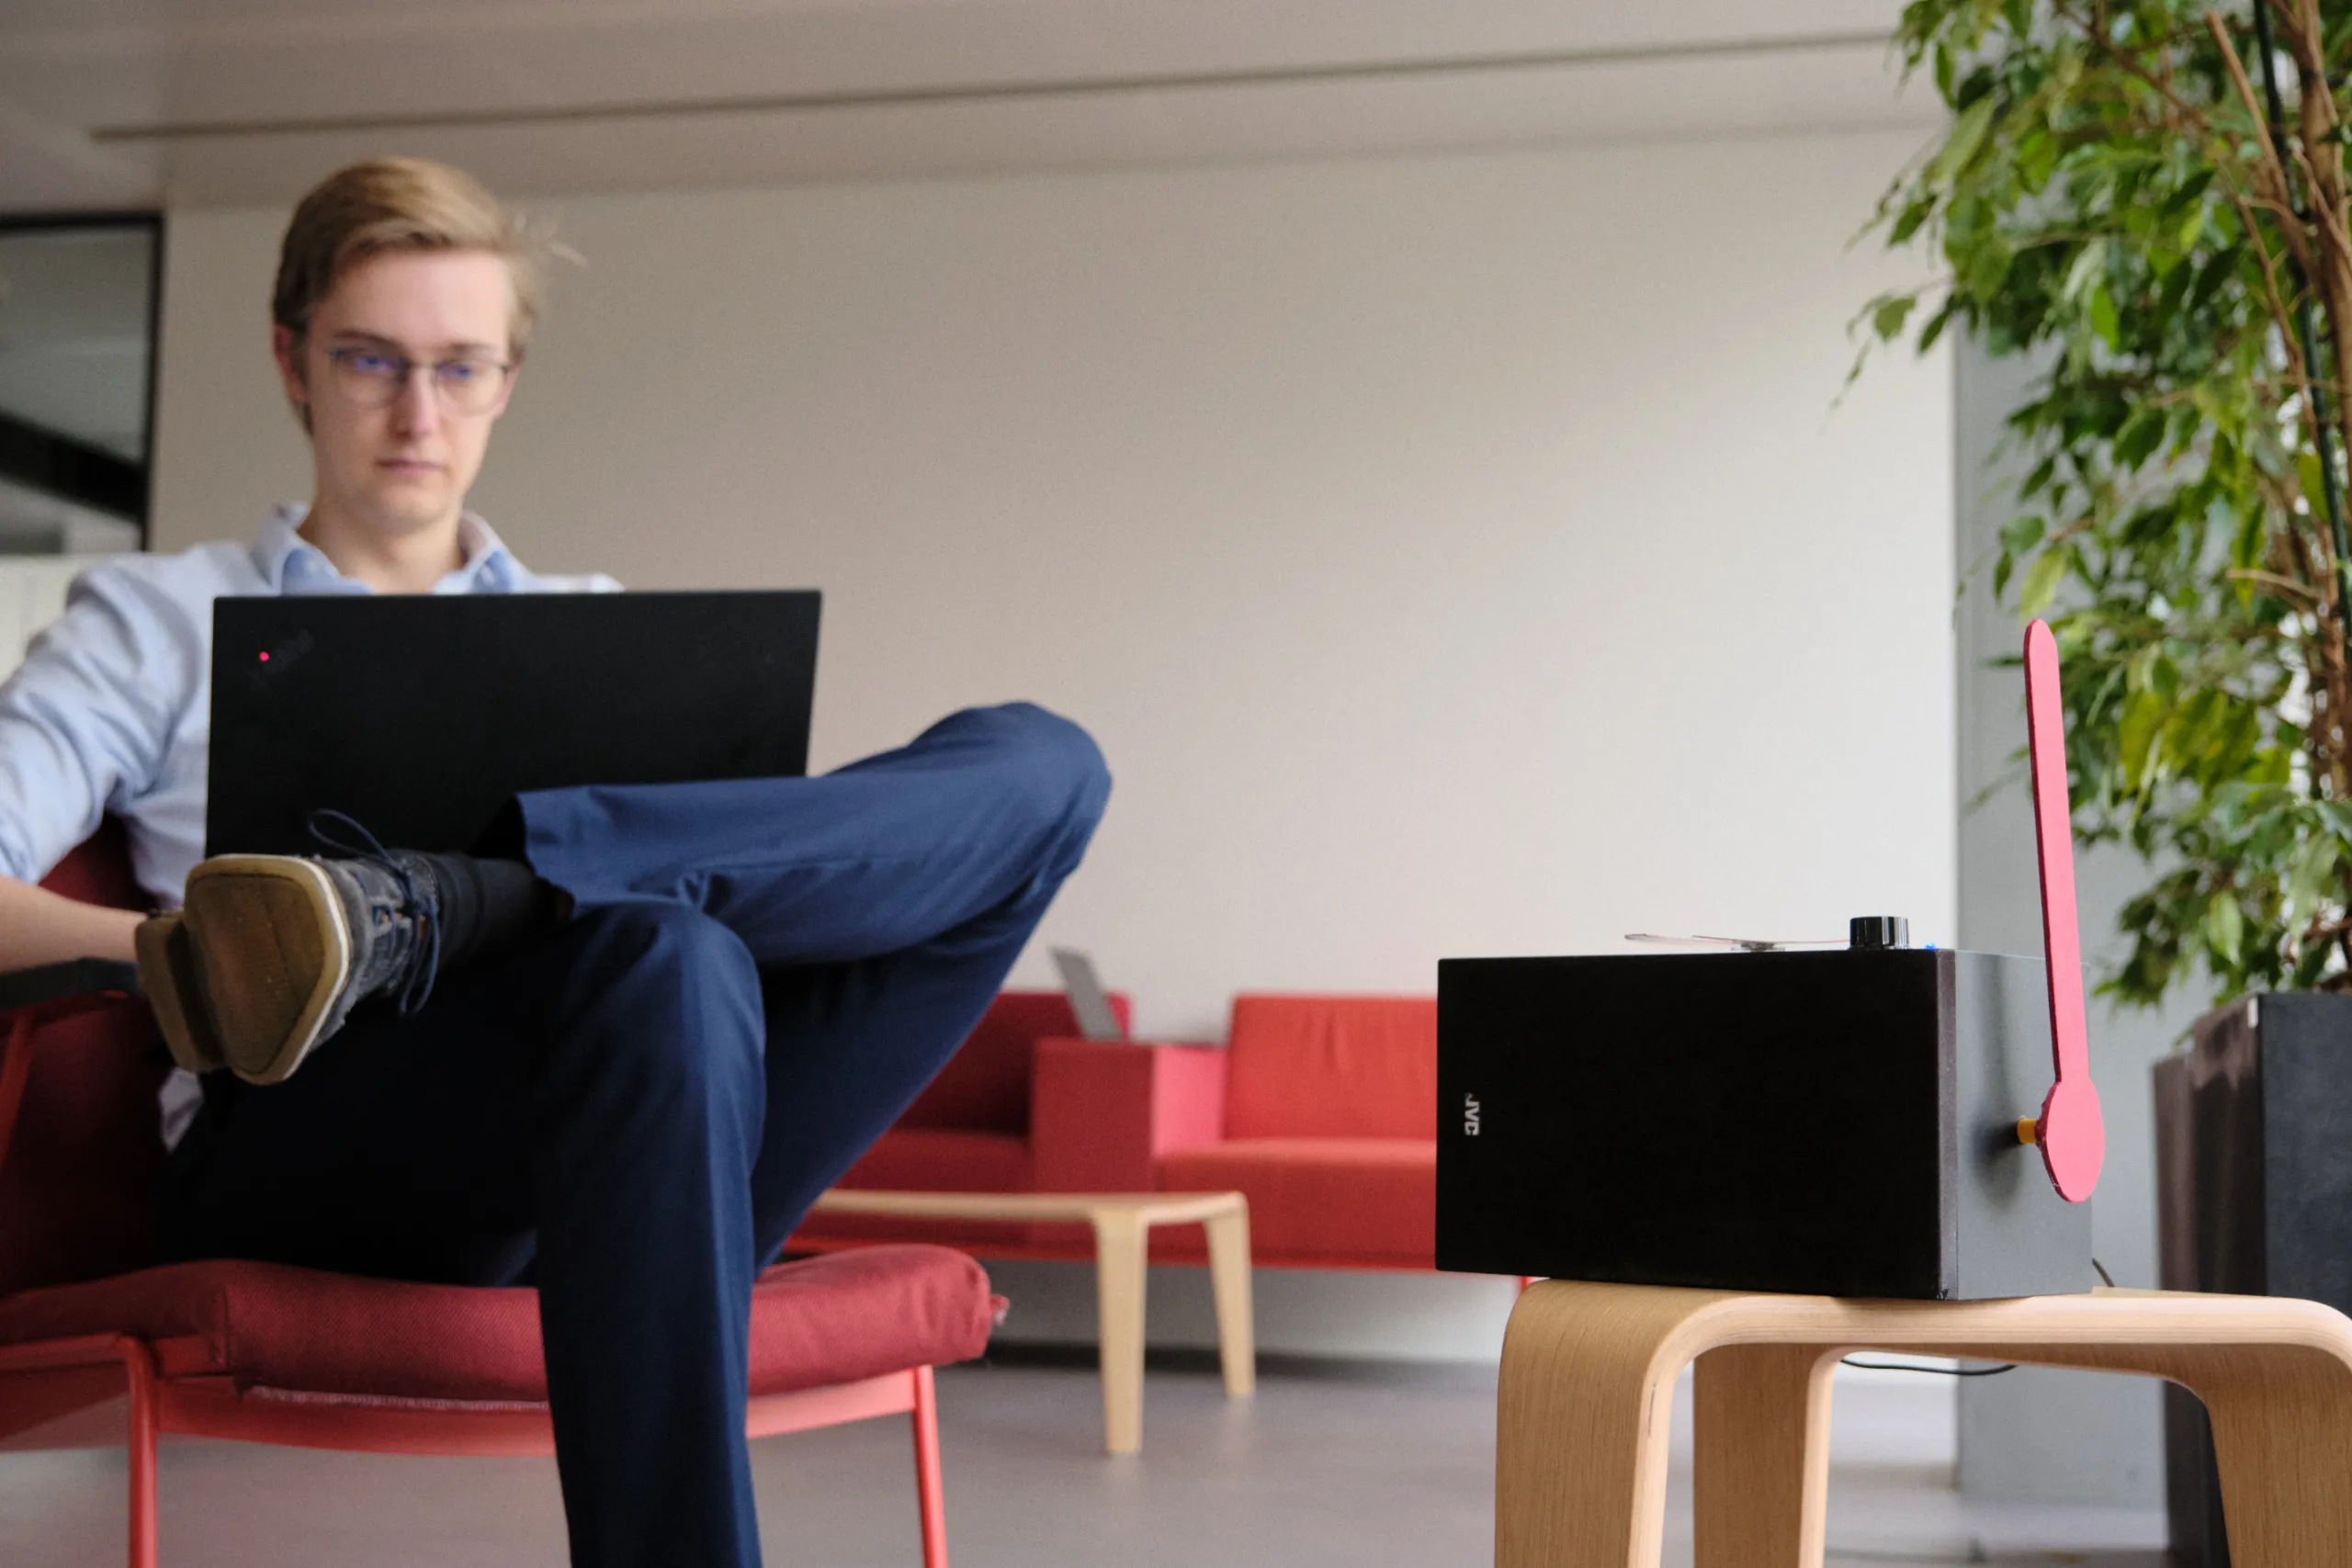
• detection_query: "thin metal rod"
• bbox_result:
[121,1337,159,1568]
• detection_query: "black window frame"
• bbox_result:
[0,210,165,549]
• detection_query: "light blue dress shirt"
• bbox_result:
[0,504,618,908]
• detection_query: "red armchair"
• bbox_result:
[0,828,995,1568]
[794,991,1437,1272]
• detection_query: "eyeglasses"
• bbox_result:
[322,346,514,414]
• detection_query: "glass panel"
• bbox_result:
[0,220,157,553]
[0,224,155,458]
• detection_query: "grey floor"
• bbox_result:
[1,1354,2167,1566]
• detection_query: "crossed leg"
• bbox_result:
[161,703,1111,1568]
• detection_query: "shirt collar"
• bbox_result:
[253,503,525,594]
[452,514,525,592]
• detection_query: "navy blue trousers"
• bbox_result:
[158,703,1110,1568]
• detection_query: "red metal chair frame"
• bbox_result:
[0,984,953,1568]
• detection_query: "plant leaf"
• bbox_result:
[1934,96,1999,187]
[2018,549,2069,616]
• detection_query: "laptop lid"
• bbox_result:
[1051,947,1128,1043]
[208,591,820,857]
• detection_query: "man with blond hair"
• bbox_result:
[0,157,1107,1568]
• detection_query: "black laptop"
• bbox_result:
[208,592,821,857]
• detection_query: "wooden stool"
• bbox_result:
[1497,1280,2352,1567]
[811,1189,1255,1454]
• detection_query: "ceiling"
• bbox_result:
[0,1,1938,210]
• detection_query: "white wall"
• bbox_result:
[156,131,1954,1041]
[152,133,1951,1359]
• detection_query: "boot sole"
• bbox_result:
[179,855,353,1085]
[134,913,227,1075]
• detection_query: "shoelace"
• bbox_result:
[306,808,442,1016]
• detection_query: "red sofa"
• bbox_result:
[794,992,1438,1271]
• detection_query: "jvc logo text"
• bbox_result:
[1462,1094,1482,1136]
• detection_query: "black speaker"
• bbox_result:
[1436,945,2091,1299]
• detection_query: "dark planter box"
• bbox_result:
[2154,991,2352,1568]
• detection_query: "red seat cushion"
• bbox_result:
[0,1245,992,1403]
[1223,995,1437,1140]
[1159,1138,1434,1266]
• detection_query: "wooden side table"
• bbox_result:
[1496,1280,2352,1567]
[810,1189,1254,1454]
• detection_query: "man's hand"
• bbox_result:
[0,874,141,970]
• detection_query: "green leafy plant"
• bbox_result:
[1868,0,2352,1007]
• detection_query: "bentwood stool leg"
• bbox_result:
[1496,1282,1702,1568]
[2191,1349,2352,1567]
[1502,1283,2352,1568]
[2007,1335,2352,1568]
[1090,1207,1149,1455]
[2195,1354,2352,1567]
[1203,1201,1257,1400]
[1928,1333,2352,1568]
[1691,1345,1835,1568]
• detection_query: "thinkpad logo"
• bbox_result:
[245,628,317,689]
